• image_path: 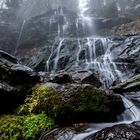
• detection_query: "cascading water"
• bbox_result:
[75,37,124,88]
[45,0,134,88]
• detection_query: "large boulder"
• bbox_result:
[0,50,40,86]
[90,121,140,140]
[18,83,125,125]
[111,74,140,94]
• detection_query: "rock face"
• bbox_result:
[18,83,125,125]
[90,121,140,140]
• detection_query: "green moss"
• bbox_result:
[0,115,24,140]
[17,84,57,115]
[74,87,108,112]
[0,113,54,140]
[23,113,54,140]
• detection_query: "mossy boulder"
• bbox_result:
[0,113,54,140]
[18,83,125,125]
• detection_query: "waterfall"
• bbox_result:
[46,37,124,87]
[45,0,125,88]
[75,37,123,87]
[41,1,140,140]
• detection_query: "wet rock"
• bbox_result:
[71,70,102,87]
[0,50,40,86]
[10,64,40,85]
[49,72,73,84]
[90,122,140,140]
[39,72,72,84]
[18,83,125,125]
[111,74,140,94]
[0,50,18,64]
[40,127,76,140]
[39,70,101,87]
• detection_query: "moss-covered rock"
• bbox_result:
[0,113,54,140]
[18,83,125,125]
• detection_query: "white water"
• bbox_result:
[14,20,26,55]
[75,37,123,88]
[46,37,124,87]
[72,95,140,140]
